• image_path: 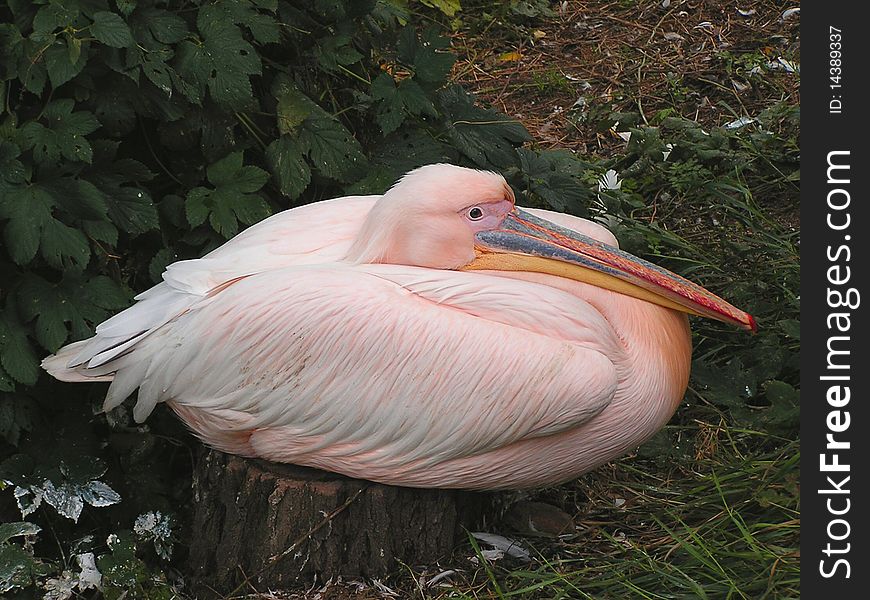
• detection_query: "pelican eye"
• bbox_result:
[467,207,484,220]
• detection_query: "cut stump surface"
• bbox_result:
[188,449,493,596]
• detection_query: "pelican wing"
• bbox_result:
[98,262,624,487]
[43,196,378,375]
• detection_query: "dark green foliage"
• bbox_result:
[598,107,800,441]
[0,0,594,594]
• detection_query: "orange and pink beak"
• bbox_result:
[463,208,756,332]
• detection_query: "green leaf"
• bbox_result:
[104,187,159,235]
[32,3,77,34]
[764,380,798,405]
[40,218,91,270]
[117,0,138,17]
[778,318,800,340]
[136,47,175,94]
[206,151,245,186]
[90,11,135,48]
[198,0,280,44]
[0,522,41,545]
[58,178,110,221]
[0,541,51,593]
[77,276,130,314]
[0,395,37,444]
[369,128,460,176]
[438,85,530,168]
[0,142,26,185]
[227,191,271,226]
[207,191,239,237]
[419,0,462,17]
[273,78,315,135]
[185,187,210,227]
[67,34,81,64]
[18,100,100,164]
[371,73,405,134]
[0,317,40,385]
[266,137,311,199]
[175,16,261,107]
[0,185,54,265]
[138,8,189,44]
[517,148,591,215]
[691,358,757,410]
[316,34,363,72]
[17,274,130,353]
[149,248,176,283]
[45,38,87,88]
[82,219,119,246]
[397,78,437,117]
[397,27,455,84]
[187,152,272,237]
[299,118,367,182]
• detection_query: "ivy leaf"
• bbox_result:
[198,0,280,45]
[18,99,100,165]
[149,248,176,283]
[397,78,437,117]
[32,3,78,34]
[265,137,311,199]
[86,158,158,236]
[82,219,119,246]
[370,128,460,175]
[186,152,271,237]
[0,396,37,444]
[0,315,40,386]
[0,521,40,545]
[438,85,530,168]
[316,34,363,72]
[185,188,210,228]
[40,218,91,270]
[0,185,54,265]
[17,274,130,352]
[371,73,405,134]
[0,142,26,186]
[175,15,261,107]
[397,27,455,84]
[44,38,87,88]
[136,8,189,44]
[90,11,135,48]
[299,117,367,182]
[272,77,315,135]
[517,148,591,215]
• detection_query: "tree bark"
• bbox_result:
[187,449,493,596]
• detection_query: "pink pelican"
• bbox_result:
[43,164,754,490]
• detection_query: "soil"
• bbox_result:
[451,0,799,157]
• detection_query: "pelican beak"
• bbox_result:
[463,209,756,332]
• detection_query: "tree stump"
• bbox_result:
[187,449,493,596]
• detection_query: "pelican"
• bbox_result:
[43,164,754,490]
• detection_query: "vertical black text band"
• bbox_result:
[802,5,868,595]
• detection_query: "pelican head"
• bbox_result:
[345,164,755,332]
